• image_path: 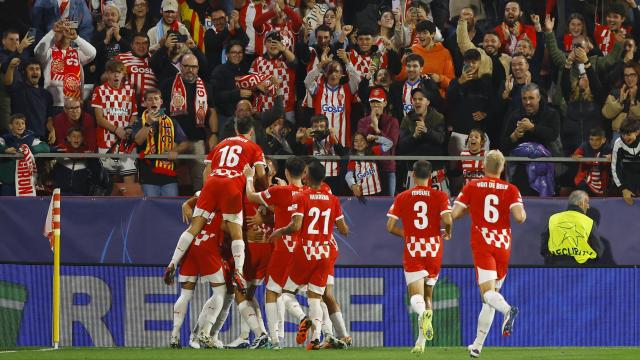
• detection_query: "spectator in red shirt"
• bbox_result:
[52,96,97,151]
[494,1,537,56]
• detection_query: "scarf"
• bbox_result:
[51,46,82,98]
[15,144,37,197]
[140,110,176,176]
[502,21,523,54]
[155,18,180,45]
[235,73,275,95]
[170,74,207,127]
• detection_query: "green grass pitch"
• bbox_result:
[1,347,640,360]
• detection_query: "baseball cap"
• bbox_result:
[161,0,179,12]
[369,87,387,102]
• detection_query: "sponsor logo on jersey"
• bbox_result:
[322,104,345,113]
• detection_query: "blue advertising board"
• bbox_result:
[0,264,638,347]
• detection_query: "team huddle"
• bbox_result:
[162,116,526,357]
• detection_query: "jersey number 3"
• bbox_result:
[413,201,428,229]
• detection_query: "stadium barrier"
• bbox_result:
[0,197,638,265]
[0,264,637,348]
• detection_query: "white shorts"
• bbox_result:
[178,268,225,284]
[98,148,137,176]
[476,267,506,289]
[284,277,325,296]
[404,270,439,286]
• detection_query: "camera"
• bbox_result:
[311,129,330,141]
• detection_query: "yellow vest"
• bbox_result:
[547,210,597,264]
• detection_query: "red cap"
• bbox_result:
[369,87,387,103]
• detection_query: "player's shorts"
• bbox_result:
[98,148,137,176]
[284,248,332,296]
[265,249,295,293]
[326,245,339,286]
[194,175,244,225]
[244,242,273,286]
[179,247,225,284]
[403,255,441,286]
[471,242,510,286]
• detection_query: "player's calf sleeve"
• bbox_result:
[170,232,195,265]
[320,301,333,337]
[171,289,193,338]
[276,295,285,336]
[211,293,235,337]
[231,240,245,272]
[238,300,263,336]
[196,285,225,334]
[250,297,267,334]
[265,302,280,342]
[308,298,323,341]
[410,294,426,316]
[483,290,510,315]
[282,292,306,322]
[473,303,495,349]
[330,312,349,338]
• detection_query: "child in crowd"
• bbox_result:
[0,114,50,196]
[572,127,612,197]
[346,131,393,197]
[53,127,106,196]
[459,128,486,184]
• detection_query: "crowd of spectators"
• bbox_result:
[0,0,639,204]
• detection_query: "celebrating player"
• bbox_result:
[451,150,526,358]
[386,160,452,354]
[163,116,266,334]
[268,160,349,350]
[244,156,307,349]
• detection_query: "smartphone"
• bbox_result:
[175,34,188,43]
[26,27,37,39]
[157,108,165,116]
[462,63,471,73]
[68,20,79,29]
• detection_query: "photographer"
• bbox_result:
[149,31,208,83]
[134,89,189,197]
[296,114,347,194]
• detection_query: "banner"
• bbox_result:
[0,197,638,265]
[0,265,638,347]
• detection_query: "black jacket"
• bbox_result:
[204,26,249,71]
[397,108,446,166]
[501,100,561,154]
[209,59,250,117]
[611,136,640,192]
[446,75,496,135]
[540,205,605,266]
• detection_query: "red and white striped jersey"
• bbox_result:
[401,78,422,116]
[348,49,388,80]
[91,83,138,150]
[239,0,268,55]
[460,150,485,184]
[305,137,339,177]
[256,22,296,56]
[585,166,604,195]
[113,52,158,104]
[347,147,383,196]
[309,78,353,147]
[250,55,296,112]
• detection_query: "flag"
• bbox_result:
[43,189,61,252]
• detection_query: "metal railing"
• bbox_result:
[0,152,616,163]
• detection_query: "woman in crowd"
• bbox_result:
[602,62,640,141]
[125,0,155,35]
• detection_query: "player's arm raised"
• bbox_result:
[181,193,199,224]
[386,217,404,238]
[254,163,268,190]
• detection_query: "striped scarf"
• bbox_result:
[178,0,206,52]
[141,110,176,176]
[15,144,37,197]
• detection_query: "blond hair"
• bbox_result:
[484,149,505,175]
